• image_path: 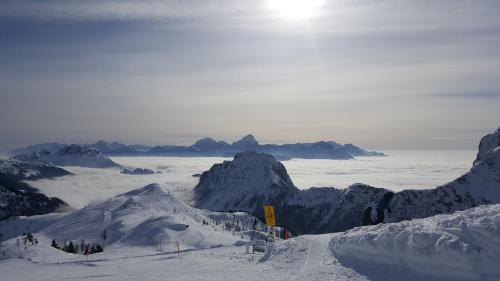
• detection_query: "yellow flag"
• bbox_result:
[263,205,276,226]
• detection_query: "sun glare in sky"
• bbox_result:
[267,0,324,20]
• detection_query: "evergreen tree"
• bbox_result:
[51,239,58,249]
[67,242,76,254]
[95,244,104,253]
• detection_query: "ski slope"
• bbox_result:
[1,191,499,280]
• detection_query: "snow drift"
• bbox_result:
[331,204,500,281]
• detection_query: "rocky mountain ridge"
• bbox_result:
[193,128,500,234]
[10,134,384,160]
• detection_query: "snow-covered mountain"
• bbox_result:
[7,142,66,157]
[384,127,500,222]
[0,183,265,251]
[192,138,232,152]
[193,152,299,212]
[14,144,121,168]
[10,141,148,157]
[88,140,138,155]
[0,158,70,220]
[0,158,72,180]
[193,153,393,234]
[193,128,500,234]
[232,134,260,151]
[10,134,384,160]
[146,133,385,159]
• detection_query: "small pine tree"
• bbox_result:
[51,239,58,249]
[95,244,103,253]
[67,242,76,254]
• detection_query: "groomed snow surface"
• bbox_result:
[1,184,499,281]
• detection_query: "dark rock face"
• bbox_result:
[193,129,500,235]
[121,168,156,175]
[0,159,70,220]
[0,177,67,220]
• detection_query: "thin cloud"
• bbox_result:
[428,92,500,99]
[0,0,260,21]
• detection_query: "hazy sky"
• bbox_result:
[1,0,499,151]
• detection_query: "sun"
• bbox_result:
[267,0,324,20]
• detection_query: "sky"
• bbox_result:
[1,0,499,151]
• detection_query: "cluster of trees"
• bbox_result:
[51,239,103,255]
[22,232,38,246]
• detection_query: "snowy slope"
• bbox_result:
[14,144,121,168]
[0,183,263,252]
[331,203,500,281]
[1,204,497,281]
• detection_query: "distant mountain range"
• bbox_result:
[9,134,384,160]
[13,144,121,168]
[0,158,71,220]
[193,128,500,235]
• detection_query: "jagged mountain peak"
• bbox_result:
[57,144,100,155]
[233,134,259,147]
[191,138,230,151]
[193,151,298,212]
[474,127,500,166]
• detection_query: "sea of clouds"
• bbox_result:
[26,150,475,209]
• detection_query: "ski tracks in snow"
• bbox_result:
[263,234,369,281]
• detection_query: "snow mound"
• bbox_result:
[331,204,500,281]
